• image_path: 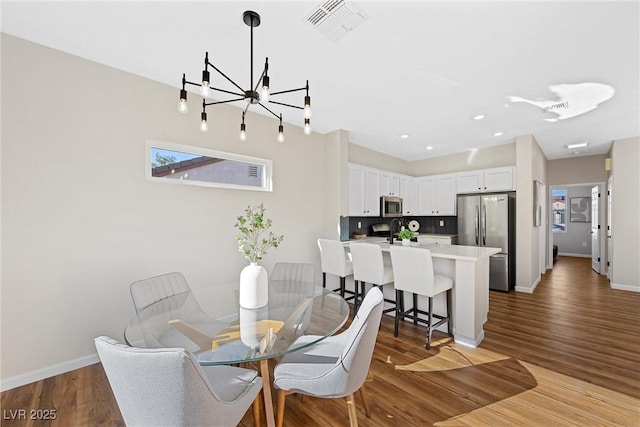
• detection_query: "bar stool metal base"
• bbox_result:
[393,289,452,349]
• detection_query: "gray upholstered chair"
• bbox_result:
[270,262,315,284]
[130,271,192,313]
[129,272,219,353]
[389,245,453,349]
[95,336,262,427]
[272,287,384,427]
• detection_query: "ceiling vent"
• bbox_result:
[305,0,368,42]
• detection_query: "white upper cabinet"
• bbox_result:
[380,172,400,196]
[417,174,456,216]
[349,163,380,216]
[400,176,417,215]
[456,167,515,193]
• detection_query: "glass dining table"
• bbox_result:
[124,279,350,427]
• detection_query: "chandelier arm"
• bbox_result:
[257,103,281,120]
[204,97,245,106]
[208,87,244,97]
[254,67,267,93]
[206,61,245,94]
[184,79,204,88]
[267,100,304,110]
[269,86,307,96]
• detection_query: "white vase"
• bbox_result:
[239,262,268,309]
[402,239,411,246]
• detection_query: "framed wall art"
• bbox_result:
[570,197,591,222]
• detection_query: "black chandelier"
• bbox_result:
[178,10,312,142]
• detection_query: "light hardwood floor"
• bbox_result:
[2,256,639,426]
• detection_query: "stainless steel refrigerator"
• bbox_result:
[457,193,515,291]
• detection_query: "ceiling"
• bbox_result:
[2,1,638,161]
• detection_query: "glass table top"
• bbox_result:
[124,280,350,365]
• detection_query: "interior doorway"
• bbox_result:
[549,182,606,276]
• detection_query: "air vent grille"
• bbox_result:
[248,165,258,178]
[304,0,368,41]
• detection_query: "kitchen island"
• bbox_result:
[345,237,500,347]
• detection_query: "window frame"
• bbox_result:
[552,187,567,233]
[145,140,273,192]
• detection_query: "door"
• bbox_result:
[607,177,613,280]
[591,185,600,273]
[456,195,480,246]
[481,194,509,251]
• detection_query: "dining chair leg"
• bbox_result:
[446,289,453,336]
[426,296,433,349]
[253,391,262,427]
[345,393,359,427]
[358,384,371,417]
[394,289,401,337]
[412,293,418,325]
[276,389,287,427]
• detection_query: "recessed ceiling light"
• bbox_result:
[399,134,410,139]
[493,131,504,136]
[426,146,434,150]
[472,114,486,120]
[567,142,589,149]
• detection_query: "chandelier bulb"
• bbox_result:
[303,118,311,135]
[201,70,210,97]
[278,123,285,143]
[200,112,208,132]
[178,89,188,113]
[261,75,270,102]
[304,95,312,118]
[240,122,247,141]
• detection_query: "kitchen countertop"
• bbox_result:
[345,237,500,261]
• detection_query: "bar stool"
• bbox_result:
[349,242,396,316]
[317,239,356,302]
[389,245,453,349]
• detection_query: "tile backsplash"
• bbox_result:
[345,215,457,240]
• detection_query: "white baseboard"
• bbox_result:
[515,275,540,294]
[558,252,591,258]
[1,353,100,392]
[611,282,640,292]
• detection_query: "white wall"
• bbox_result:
[514,135,547,293]
[1,34,332,388]
[410,143,516,176]
[609,137,640,291]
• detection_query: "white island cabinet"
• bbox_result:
[344,238,500,347]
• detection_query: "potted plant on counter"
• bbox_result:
[397,229,416,246]
[235,204,284,308]
[351,230,367,240]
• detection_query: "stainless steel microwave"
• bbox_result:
[380,196,403,217]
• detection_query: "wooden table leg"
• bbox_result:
[259,359,276,427]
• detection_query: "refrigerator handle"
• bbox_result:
[475,205,479,245]
[482,204,487,246]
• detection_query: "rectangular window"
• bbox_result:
[552,188,566,232]
[146,140,272,192]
